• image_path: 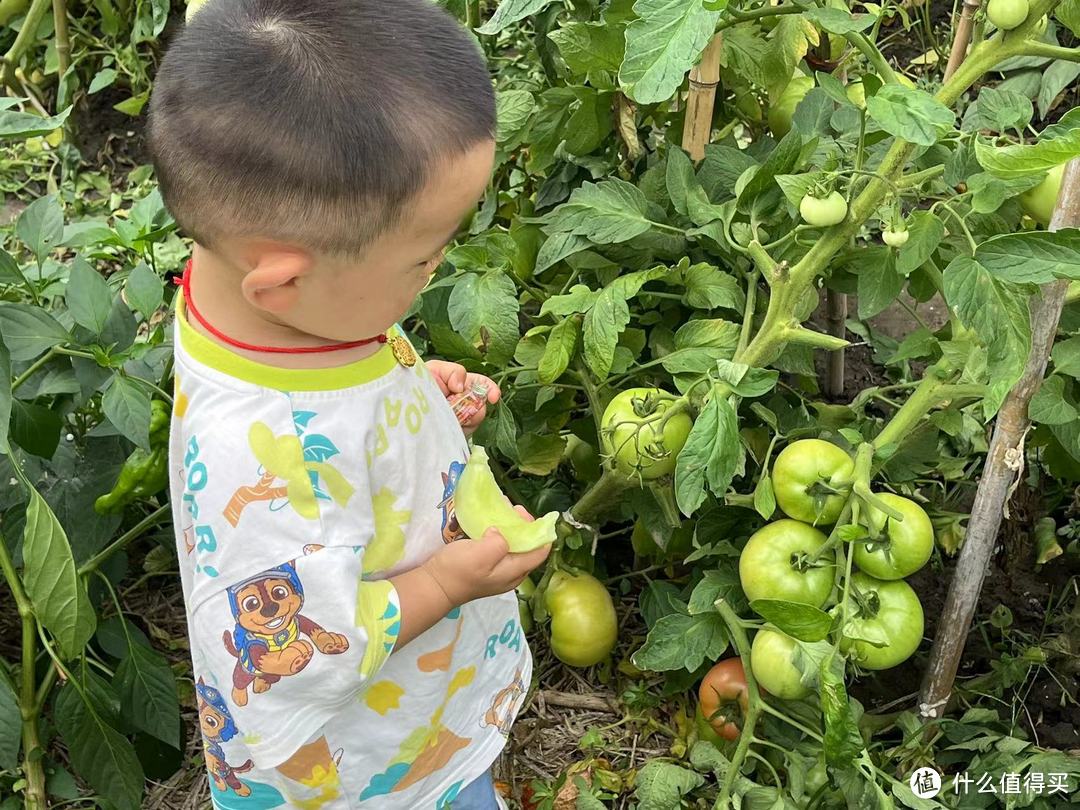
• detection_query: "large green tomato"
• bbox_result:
[842,572,924,670]
[987,0,1030,29]
[563,434,602,484]
[853,493,934,580]
[1020,163,1065,227]
[739,520,836,607]
[455,446,558,552]
[600,388,693,481]
[772,439,855,525]
[800,191,848,227]
[517,577,536,633]
[768,75,815,138]
[751,629,810,700]
[545,571,618,667]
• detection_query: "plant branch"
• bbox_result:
[77,504,171,576]
[1020,41,1080,62]
[1,0,50,88]
[714,599,764,808]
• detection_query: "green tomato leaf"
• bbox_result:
[716,359,779,397]
[67,256,114,335]
[819,654,865,769]
[966,172,1043,214]
[803,7,875,32]
[964,86,1033,133]
[16,195,64,263]
[620,0,723,105]
[1029,375,1078,425]
[476,0,557,34]
[680,263,745,311]
[942,256,1031,415]
[896,211,946,276]
[698,144,759,201]
[515,434,567,476]
[858,248,903,319]
[750,599,832,642]
[1038,62,1080,121]
[544,179,659,244]
[666,146,697,217]
[763,16,811,103]
[583,266,669,377]
[496,89,535,146]
[534,233,592,276]
[548,20,625,74]
[103,375,152,450]
[540,283,599,317]
[1052,335,1080,377]
[754,473,776,520]
[674,393,741,515]
[634,761,706,810]
[975,108,1080,177]
[538,316,580,384]
[737,129,803,212]
[116,643,180,747]
[54,679,144,810]
[21,489,96,659]
[0,675,19,770]
[447,270,521,366]
[866,85,955,147]
[1057,0,1080,37]
[775,173,818,208]
[661,319,740,375]
[975,230,1080,284]
[632,611,729,671]
[0,337,10,453]
[687,568,743,615]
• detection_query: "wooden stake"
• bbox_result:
[944,0,983,81]
[825,288,847,398]
[52,0,70,80]
[682,33,723,162]
[918,158,1080,721]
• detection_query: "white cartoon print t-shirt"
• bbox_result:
[169,296,529,809]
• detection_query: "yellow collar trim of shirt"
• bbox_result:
[175,294,399,391]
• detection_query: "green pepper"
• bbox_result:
[94,400,171,515]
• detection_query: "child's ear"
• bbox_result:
[240,245,314,315]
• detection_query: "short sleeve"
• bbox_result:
[190,545,401,769]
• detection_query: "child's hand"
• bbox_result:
[422,507,549,606]
[426,360,501,436]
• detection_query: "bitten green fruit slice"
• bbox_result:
[455,446,558,552]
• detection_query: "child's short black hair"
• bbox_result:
[148,0,495,254]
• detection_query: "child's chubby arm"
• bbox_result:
[389,507,549,649]
[426,359,500,436]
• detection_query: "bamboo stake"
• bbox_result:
[918,158,1080,721]
[52,0,70,80]
[825,288,847,397]
[944,0,983,81]
[682,33,723,161]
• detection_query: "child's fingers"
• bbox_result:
[446,364,468,394]
[512,504,535,522]
[509,542,552,573]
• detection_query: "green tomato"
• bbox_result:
[882,227,909,248]
[601,388,693,481]
[800,191,848,227]
[455,446,558,552]
[768,75,815,138]
[564,434,603,484]
[1020,163,1065,227]
[545,571,618,668]
[842,572,925,670]
[987,0,1029,29]
[518,577,536,633]
[853,493,934,580]
[772,439,855,525]
[751,629,810,700]
[739,520,836,608]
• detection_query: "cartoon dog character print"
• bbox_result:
[222,561,350,706]
[436,460,467,544]
[481,667,525,736]
[197,679,253,796]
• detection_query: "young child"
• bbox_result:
[148,2,550,807]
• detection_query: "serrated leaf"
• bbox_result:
[667,146,697,217]
[687,568,743,614]
[54,682,144,810]
[866,85,955,146]
[544,179,659,244]
[896,211,945,276]
[966,172,1043,215]
[967,86,1033,133]
[632,612,729,671]
[975,230,1080,284]
[447,270,521,365]
[548,20,625,74]
[21,490,96,659]
[754,474,776,519]
[681,263,744,311]
[116,643,180,747]
[583,266,669,377]
[103,375,152,450]
[1052,335,1080,377]
[634,761,706,810]
[539,317,580,384]
[496,89,535,145]
[620,0,723,104]
[662,319,740,375]
[975,109,1080,177]
[1038,61,1080,121]
[803,7,875,32]
[1029,375,1077,425]
[67,256,114,335]
[738,129,803,211]
[675,394,740,515]
[476,0,557,34]
[535,233,592,276]
[0,303,72,361]
[516,434,567,475]
[819,655,865,769]
[750,599,832,641]
[858,249,903,319]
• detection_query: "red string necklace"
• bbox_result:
[175,259,388,355]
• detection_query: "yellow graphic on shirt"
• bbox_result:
[365,680,405,715]
[277,737,342,810]
[358,666,476,800]
[355,579,400,678]
[363,488,411,575]
[224,421,354,527]
[173,373,190,419]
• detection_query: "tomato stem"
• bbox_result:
[567,470,630,527]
